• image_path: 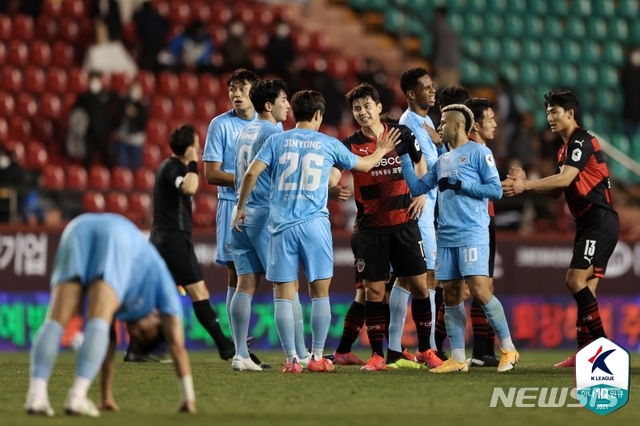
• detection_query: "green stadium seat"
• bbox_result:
[571,0,592,16]
[607,18,628,41]
[405,0,433,14]
[527,1,547,15]
[631,22,640,44]
[477,68,496,86]
[461,58,480,84]
[618,0,639,18]
[420,33,433,57]
[593,115,611,135]
[581,112,594,130]
[540,40,561,61]
[523,16,544,38]
[578,65,598,87]
[603,44,624,66]
[499,63,519,83]
[464,15,484,35]
[502,39,521,61]
[503,15,523,37]
[466,0,487,13]
[481,37,501,60]
[461,38,480,56]
[543,17,563,39]
[560,40,582,63]
[484,15,504,36]
[600,90,622,112]
[521,39,541,61]
[519,62,539,85]
[485,0,507,12]
[384,10,423,35]
[598,66,619,88]
[566,19,586,39]
[533,110,548,130]
[349,0,386,11]
[631,134,640,157]
[558,63,578,85]
[445,0,467,12]
[505,0,526,14]
[581,41,601,63]
[611,134,630,153]
[548,0,569,16]
[448,14,464,33]
[586,18,608,41]
[593,0,615,17]
[539,63,559,85]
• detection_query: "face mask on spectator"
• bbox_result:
[130,87,142,101]
[0,154,10,169]
[89,79,102,94]
[631,51,640,67]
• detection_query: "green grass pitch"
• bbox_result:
[1,350,638,426]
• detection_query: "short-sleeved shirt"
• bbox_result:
[202,109,257,201]
[342,123,422,234]
[557,128,616,220]
[255,128,359,233]
[235,119,282,227]
[153,157,192,234]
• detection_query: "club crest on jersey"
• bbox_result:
[460,156,467,163]
[486,154,495,167]
[356,259,366,273]
[572,148,582,162]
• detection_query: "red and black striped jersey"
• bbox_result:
[342,123,422,233]
[557,128,616,219]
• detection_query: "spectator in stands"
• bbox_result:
[495,76,525,162]
[159,19,215,73]
[116,81,148,171]
[74,71,121,170]
[430,7,461,89]
[620,47,640,144]
[0,142,25,223]
[91,0,123,41]
[303,58,344,127]
[83,18,138,79]
[221,20,252,72]
[133,0,170,72]
[264,20,296,81]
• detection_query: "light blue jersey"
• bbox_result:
[255,128,359,233]
[203,109,257,201]
[400,141,502,247]
[235,119,282,227]
[50,213,182,322]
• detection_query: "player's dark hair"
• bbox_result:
[226,68,259,87]
[438,86,470,109]
[291,90,325,122]
[442,104,474,134]
[464,97,493,124]
[345,83,381,107]
[544,89,580,114]
[399,67,429,94]
[169,123,196,156]
[249,79,289,114]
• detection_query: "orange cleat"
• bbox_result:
[332,351,365,366]
[416,349,444,368]
[361,353,387,371]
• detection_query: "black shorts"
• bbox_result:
[488,216,496,278]
[570,208,619,278]
[150,230,203,286]
[356,222,427,281]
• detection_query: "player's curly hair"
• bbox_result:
[438,86,470,109]
[399,67,430,94]
[249,79,289,114]
[169,123,196,156]
[442,104,475,134]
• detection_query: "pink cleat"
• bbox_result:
[416,349,444,368]
[282,358,303,374]
[332,351,365,366]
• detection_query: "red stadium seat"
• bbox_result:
[23,140,48,170]
[133,168,155,192]
[157,72,179,97]
[105,192,129,215]
[62,0,86,19]
[178,72,199,98]
[142,144,162,169]
[11,14,34,41]
[110,72,130,95]
[41,165,65,190]
[198,74,221,98]
[29,40,51,67]
[40,93,62,119]
[190,0,212,24]
[61,93,77,118]
[2,139,25,165]
[45,68,68,94]
[194,98,217,121]
[7,40,28,67]
[82,191,105,212]
[16,93,38,118]
[58,17,80,43]
[168,2,191,26]
[173,97,195,120]
[31,118,54,141]
[249,28,269,50]
[235,5,256,26]
[65,164,88,190]
[111,167,134,191]
[145,118,169,145]
[211,2,232,26]
[136,71,156,96]
[67,68,88,94]
[150,97,173,121]
[0,93,15,116]
[192,194,217,227]
[88,165,111,191]
[51,42,75,68]
[309,32,332,53]
[8,116,31,142]
[23,67,46,94]
[258,9,275,27]
[0,43,5,64]
[128,192,151,225]
[0,119,7,142]
[1,67,22,93]
[42,0,63,17]
[0,15,12,40]
[36,15,58,40]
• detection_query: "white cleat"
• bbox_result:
[232,355,263,371]
[25,394,55,417]
[298,356,311,369]
[64,393,100,417]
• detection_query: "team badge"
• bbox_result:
[356,259,366,273]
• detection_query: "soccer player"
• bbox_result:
[148,124,235,360]
[229,79,302,371]
[503,89,619,368]
[203,68,259,329]
[233,90,401,373]
[25,213,195,417]
[342,83,432,371]
[398,67,447,367]
[464,97,500,367]
[401,104,519,373]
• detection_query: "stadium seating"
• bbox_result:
[128,192,151,225]
[41,164,65,190]
[65,164,88,190]
[192,194,217,227]
[88,165,111,191]
[82,191,105,213]
[105,192,129,216]
[111,167,134,192]
[134,168,156,192]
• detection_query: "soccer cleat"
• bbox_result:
[218,341,235,361]
[554,354,575,368]
[467,355,500,368]
[402,348,416,361]
[386,358,422,369]
[232,355,263,371]
[25,394,55,417]
[361,353,387,371]
[416,349,444,368]
[332,351,365,366]
[63,393,100,417]
[307,356,335,372]
[282,358,302,374]
[298,355,310,369]
[429,358,469,373]
[497,348,520,372]
[435,350,448,362]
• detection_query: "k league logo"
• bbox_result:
[574,337,630,416]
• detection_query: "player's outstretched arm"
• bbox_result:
[99,321,119,411]
[400,154,433,196]
[352,128,401,172]
[161,314,196,413]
